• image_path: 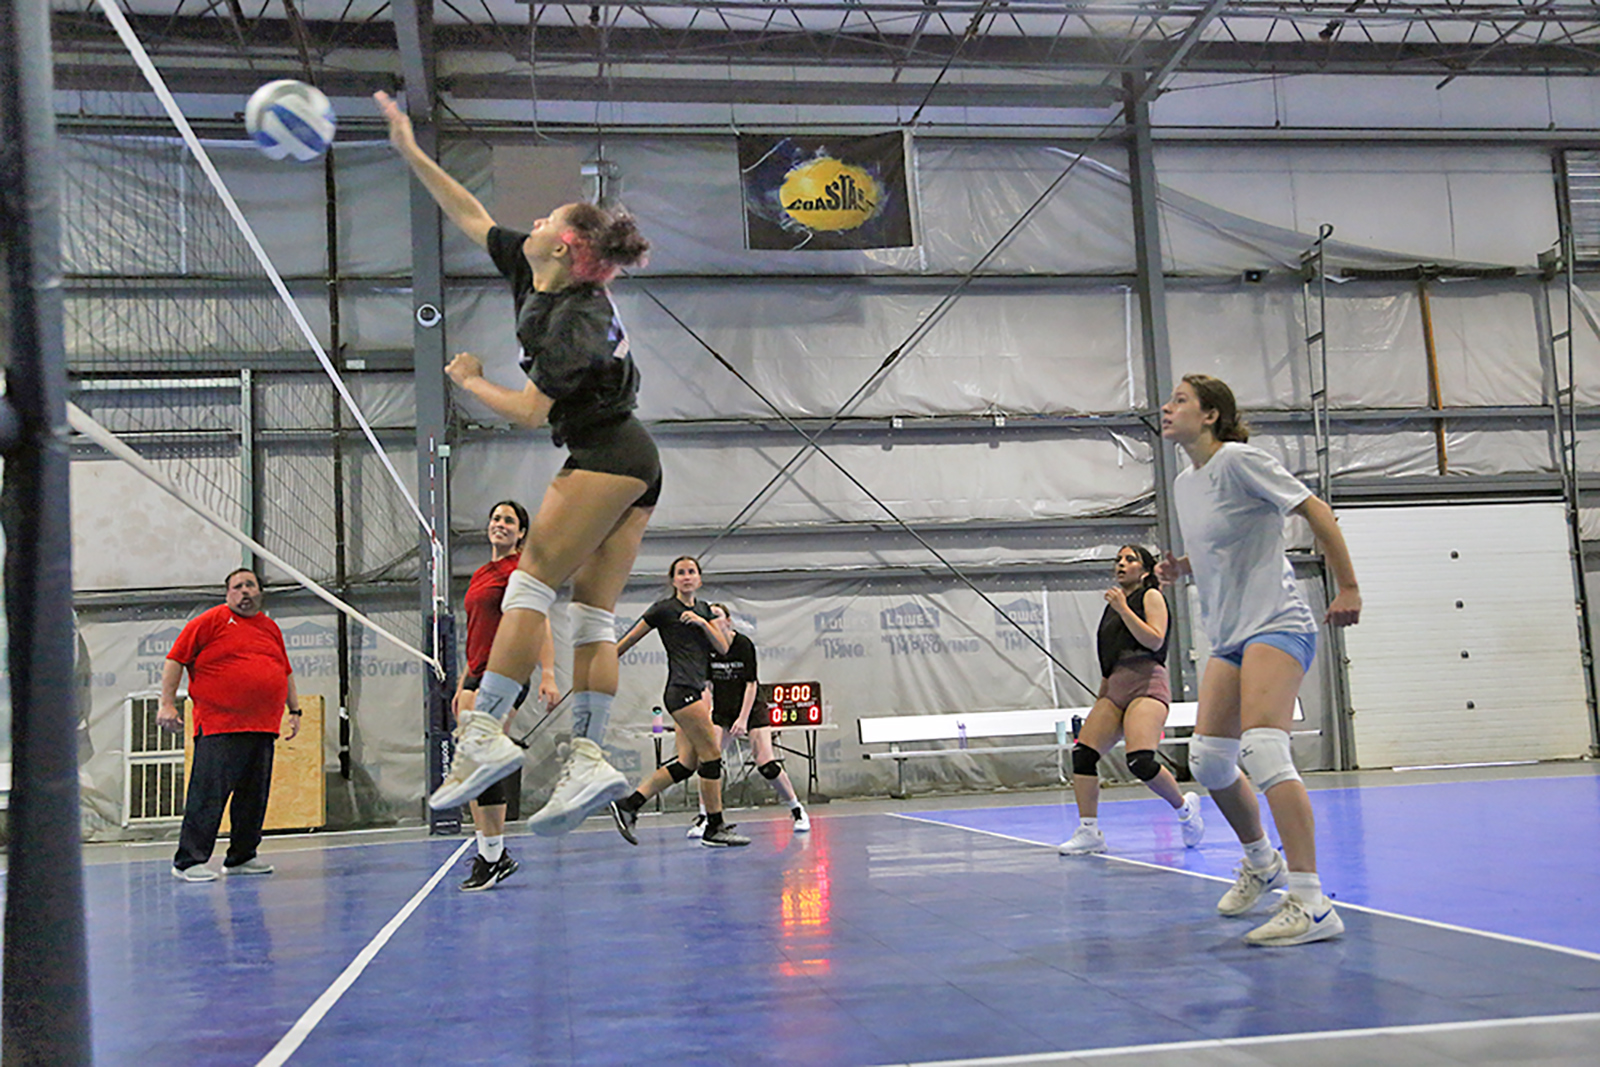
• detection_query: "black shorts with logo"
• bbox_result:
[663,684,706,715]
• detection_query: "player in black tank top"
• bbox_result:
[609,557,750,847]
[1059,545,1205,857]
[378,91,659,835]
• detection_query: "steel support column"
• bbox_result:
[1123,73,1193,700]
[394,0,458,831]
[0,0,94,1061]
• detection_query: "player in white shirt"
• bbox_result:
[1157,374,1362,947]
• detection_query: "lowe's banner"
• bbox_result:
[738,132,915,251]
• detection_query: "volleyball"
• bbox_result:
[245,79,336,162]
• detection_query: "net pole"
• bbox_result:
[0,0,94,1061]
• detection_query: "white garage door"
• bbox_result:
[1338,502,1593,767]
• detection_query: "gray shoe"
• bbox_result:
[172,865,218,883]
[700,823,751,848]
[223,857,274,876]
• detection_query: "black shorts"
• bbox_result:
[460,672,530,709]
[663,684,707,715]
[712,703,770,730]
[561,414,662,508]
[476,771,516,807]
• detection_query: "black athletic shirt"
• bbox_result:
[709,632,765,724]
[1096,586,1169,678]
[643,595,717,691]
[486,225,640,448]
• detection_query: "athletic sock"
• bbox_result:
[481,834,504,863]
[474,672,524,722]
[705,812,724,833]
[1243,836,1277,870]
[1287,871,1323,903]
[619,791,646,813]
[1079,817,1099,830]
[570,690,613,743]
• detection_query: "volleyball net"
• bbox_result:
[67,0,441,674]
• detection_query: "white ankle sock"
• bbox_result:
[1243,836,1277,869]
[1079,817,1099,831]
[480,834,504,863]
[1287,871,1322,902]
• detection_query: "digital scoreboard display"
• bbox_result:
[760,681,823,728]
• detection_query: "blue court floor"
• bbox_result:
[16,766,1600,1065]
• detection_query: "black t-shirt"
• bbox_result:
[643,595,717,690]
[709,631,764,724]
[486,226,641,448]
[1096,586,1169,678]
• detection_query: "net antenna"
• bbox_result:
[88,0,445,601]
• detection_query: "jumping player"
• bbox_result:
[376,91,654,834]
[1058,545,1202,855]
[1158,374,1361,947]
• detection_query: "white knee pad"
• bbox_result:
[569,603,617,647]
[1238,727,1300,792]
[1188,735,1241,791]
[501,570,556,616]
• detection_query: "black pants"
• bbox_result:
[175,731,276,870]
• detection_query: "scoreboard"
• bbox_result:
[758,681,823,728]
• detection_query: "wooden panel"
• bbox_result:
[183,694,325,831]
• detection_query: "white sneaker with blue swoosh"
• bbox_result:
[1244,893,1345,946]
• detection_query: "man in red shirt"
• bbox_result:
[160,568,301,882]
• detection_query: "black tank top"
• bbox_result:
[1096,586,1169,678]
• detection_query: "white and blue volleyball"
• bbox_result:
[245,80,336,163]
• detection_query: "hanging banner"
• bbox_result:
[738,132,915,251]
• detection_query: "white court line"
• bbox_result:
[254,839,473,1067]
[887,1010,1600,1066]
[889,811,1600,963]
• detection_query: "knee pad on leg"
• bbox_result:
[569,603,616,647]
[1125,748,1162,783]
[664,758,695,784]
[1238,728,1300,792]
[1189,735,1241,791]
[758,759,783,780]
[501,570,557,615]
[698,757,723,781]
[1071,743,1101,778]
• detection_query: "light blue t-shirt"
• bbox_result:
[1172,442,1318,655]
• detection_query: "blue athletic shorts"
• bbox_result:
[1213,630,1317,674]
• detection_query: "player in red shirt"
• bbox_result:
[160,568,300,882]
[455,501,559,891]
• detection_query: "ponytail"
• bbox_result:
[1182,373,1250,443]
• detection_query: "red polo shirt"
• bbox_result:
[168,604,293,734]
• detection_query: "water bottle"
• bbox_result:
[957,721,968,749]
[1055,720,1068,748]
[651,706,664,735]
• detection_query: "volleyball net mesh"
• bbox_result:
[67,0,440,672]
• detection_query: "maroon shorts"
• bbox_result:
[1104,659,1171,710]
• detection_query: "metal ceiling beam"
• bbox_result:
[1139,0,1231,100]
[390,0,436,118]
[52,12,1600,77]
